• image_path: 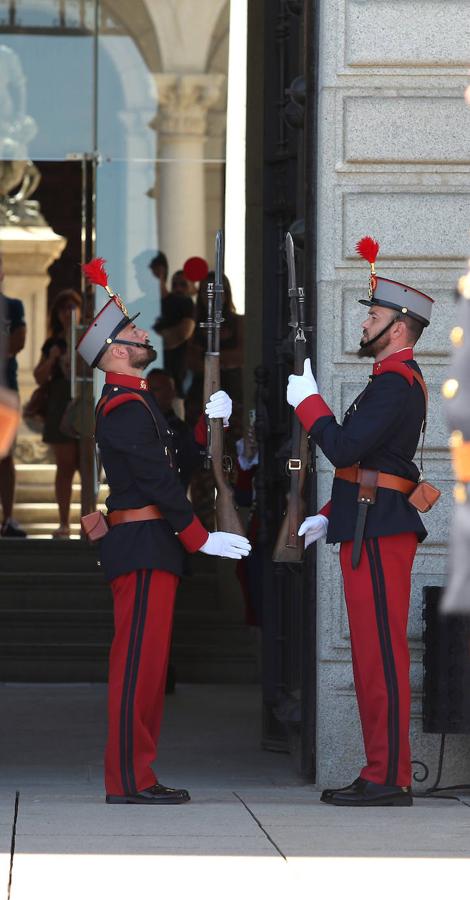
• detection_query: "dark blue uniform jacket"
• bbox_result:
[96,373,208,583]
[295,349,427,544]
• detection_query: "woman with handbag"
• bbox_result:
[33,289,82,538]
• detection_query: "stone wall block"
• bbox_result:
[344,1,470,70]
[344,191,470,261]
[343,95,470,165]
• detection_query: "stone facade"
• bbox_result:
[315,0,470,787]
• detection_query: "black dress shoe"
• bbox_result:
[106,782,191,805]
[320,776,365,802]
[321,778,412,807]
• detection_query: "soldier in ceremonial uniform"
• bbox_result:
[77,260,250,806]
[287,237,434,807]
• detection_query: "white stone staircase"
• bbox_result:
[13,464,107,539]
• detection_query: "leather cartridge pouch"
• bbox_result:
[407,481,441,513]
[81,510,109,543]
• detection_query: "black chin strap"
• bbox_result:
[360,316,398,350]
[112,338,151,350]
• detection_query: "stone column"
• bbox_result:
[0,224,66,460]
[150,73,225,271]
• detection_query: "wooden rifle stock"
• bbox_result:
[203,348,246,537]
[272,421,308,563]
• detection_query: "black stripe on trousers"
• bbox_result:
[119,570,150,795]
[365,538,400,786]
[125,570,151,794]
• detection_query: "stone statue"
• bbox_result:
[0,44,45,226]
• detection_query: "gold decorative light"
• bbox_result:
[450,326,464,346]
[442,378,459,399]
[458,271,470,299]
[454,484,468,504]
[449,430,464,448]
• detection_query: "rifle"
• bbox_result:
[272,232,310,563]
[202,230,245,536]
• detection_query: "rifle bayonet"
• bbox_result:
[272,231,310,563]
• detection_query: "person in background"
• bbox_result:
[149,251,169,303]
[0,252,26,537]
[153,275,195,403]
[185,272,244,430]
[170,269,191,297]
[33,289,82,539]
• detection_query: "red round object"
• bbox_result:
[183,256,209,282]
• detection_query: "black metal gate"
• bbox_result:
[246,0,320,778]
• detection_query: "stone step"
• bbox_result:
[0,540,217,574]
[12,465,107,533]
[166,651,259,685]
[0,540,101,572]
[12,502,83,525]
[0,643,110,682]
[0,638,259,684]
[18,524,82,539]
[14,464,68,485]
[0,644,259,684]
[0,607,256,647]
[15,483,108,504]
[0,541,256,683]
[0,584,219,615]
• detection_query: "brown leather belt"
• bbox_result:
[107,505,163,527]
[335,466,416,495]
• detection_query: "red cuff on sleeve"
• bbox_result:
[177,515,209,553]
[193,414,207,447]
[295,394,334,432]
[318,500,332,519]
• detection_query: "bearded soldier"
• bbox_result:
[77,259,250,805]
[287,238,434,807]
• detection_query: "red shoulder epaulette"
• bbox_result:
[102,392,145,416]
[374,360,414,386]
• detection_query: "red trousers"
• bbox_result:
[340,533,417,788]
[105,569,178,796]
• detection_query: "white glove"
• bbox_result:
[287,359,318,408]
[298,514,328,549]
[205,390,232,427]
[200,531,252,560]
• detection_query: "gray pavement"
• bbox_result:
[1,683,470,900]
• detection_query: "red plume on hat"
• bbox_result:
[82,257,130,315]
[356,236,380,298]
[355,236,380,267]
[82,257,110,289]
